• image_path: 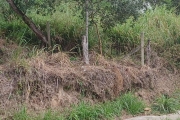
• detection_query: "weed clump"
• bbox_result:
[13,107,30,120]
[152,95,180,114]
[119,92,145,115]
[67,92,145,120]
[67,99,122,120]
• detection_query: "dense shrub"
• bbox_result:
[110,6,180,54]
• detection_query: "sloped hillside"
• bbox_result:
[0,39,179,114]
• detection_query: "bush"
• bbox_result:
[119,92,145,115]
[152,95,180,114]
[67,99,122,120]
[13,107,30,120]
[67,102,100,120]
[110,6,180,53]
[0,1,100,51]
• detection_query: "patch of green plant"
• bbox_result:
[70,56,78,61]
[119,92,145,115]
[13,107,30,120]
[97,100,122,119]
[67,99,122,120]
[40,110,64,120]
[110,6,180,54]
[67,92,144,119]
[152,95,180,114]
[67,102,100,120]
[8,47,30,73]
[10,92,146,120]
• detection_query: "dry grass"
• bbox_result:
[0,39,179,114]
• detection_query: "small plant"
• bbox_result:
[70,56,78,61]
[67,99,122,120]
[42,110,64,120]
[152,95,180,114]
[119,92,145,115]
[13,107,30,120]
[67,102,99,120]
[96,100,122,119]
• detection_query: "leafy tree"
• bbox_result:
[75,0,145,28]
[146,0,180,14]
[171,0,180,14]
[13,0,57,15]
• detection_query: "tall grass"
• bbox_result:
[119,92,145,115]
[110,6,180,53]
[10,92,145,120]
[67,92,145,120]
[2,3,180,57]
[13,107,30,120]
[0,1,99,51]
[152,95,180,114]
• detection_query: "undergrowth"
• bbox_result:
[152,93,180,114]
[13,107,30,120]
[10,92,144,120]
[9,92,180,120]
[119,92,145,115]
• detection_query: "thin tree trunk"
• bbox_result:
[94,22,102,55]
[141,32,145,66]
[146,39,151,66]
[46,21,51,47]
[83,0,89,65]
[85,0,89,44]
[82,35,89,64]
[6,0,48,45]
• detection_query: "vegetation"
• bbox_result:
[1,0,180,119]
[152,95,180,114]
[152,91,180,114]
[10,92,180,120]
[10,92,145,120]
[1,0,180,58]
[119,92,145,115]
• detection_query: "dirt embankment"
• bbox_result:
[0,39,179,113]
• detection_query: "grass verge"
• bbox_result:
[119,92,145,115]
[10,92,145,120]
[152,94,180,114]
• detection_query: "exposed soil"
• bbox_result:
[0,39,180,118]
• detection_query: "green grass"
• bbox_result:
[67,100,122,120]
[110,6,180,54]
[13,107,30,120]
[119,92,145,115]
[39,110,64,120]
[67,92,145,120]
[10,92,145,120]
[0,1,99,51]
[13,108,65,120]
[152,95,180,114]
[67,102,100,120]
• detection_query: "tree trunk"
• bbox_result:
[6,0,48,45]
[85,0,89,45]
[83,0,89,65]
[94,22,102,55]
[141,32,145,66]
[82,35,89,64]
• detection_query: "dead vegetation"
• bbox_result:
[0,39,179,113]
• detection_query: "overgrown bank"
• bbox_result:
[0,39,180,119]
[1,1,180,119]
[12,92,145,120]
